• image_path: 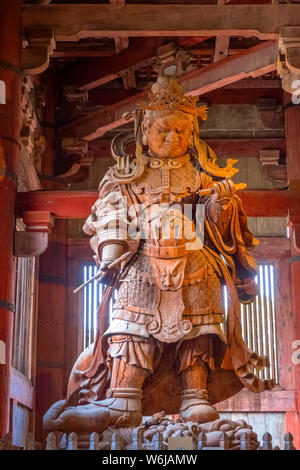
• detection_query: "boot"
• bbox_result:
[180,389,219,424]
[95,387,143,427]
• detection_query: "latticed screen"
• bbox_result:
[81,262,278,383]
[223,263,278,384]
[81,264,118,350]
[13,257,36,379]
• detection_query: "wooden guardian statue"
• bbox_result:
[44,75,274,434]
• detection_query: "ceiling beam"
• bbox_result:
[179,40,278,96]
[23,4,300,41]
[58,41,278,141]
[15,190,300,219]
[61,38,163,90]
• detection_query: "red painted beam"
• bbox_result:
[205,138,286,158]
[15,190,300,219]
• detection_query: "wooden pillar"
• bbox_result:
[286,212,300,450]
[284,92,300,190]
[42,69,56,187]
[0,0,22,438]
[35,219,67,444]
[285,92,300,448]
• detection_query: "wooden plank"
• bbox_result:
[10,367,34,410]
[22,5,300,41]
[252,237,290,260]
[205,138,285,157]
[15,189,300,219]
[216,389,296,412]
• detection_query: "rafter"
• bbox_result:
[23,4,300,41]
[58,41,278,141]
[62,38,163,90]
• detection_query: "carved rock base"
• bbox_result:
[58,413,260,450]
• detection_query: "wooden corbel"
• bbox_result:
[278,27,300,96]
[14,211,53,257]
[287,209,300,254]
[22,26,56,75]
[260,149,287,184]
[59,137,93,179]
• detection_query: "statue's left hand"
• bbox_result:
[212,177,236,203]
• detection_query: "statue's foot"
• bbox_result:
[43,400,111,434]
[94,387,143,427]
[43,388,143,434]
[180,389,219,424]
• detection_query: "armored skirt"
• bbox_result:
[104,247,227,377]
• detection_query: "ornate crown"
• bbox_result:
[137,75,208,120]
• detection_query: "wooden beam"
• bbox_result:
[22,5,300,41]
[180,40,278,97]
[205,138,286,157]
[62,38,162,91]
[15,190,300,219]
[252,237,290,260]
[88,83,283,107]
[59,41,278,140]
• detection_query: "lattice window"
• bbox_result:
[81,264,117,350]
[12,257,36,379]
[80,262,278,383]
[223,263,278,383]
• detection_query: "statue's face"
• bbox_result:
[143,110,193,158]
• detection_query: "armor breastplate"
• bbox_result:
[132,154,201,200]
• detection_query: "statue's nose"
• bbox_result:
[165,130,179,144]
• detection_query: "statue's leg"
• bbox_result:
[179,335,220,424]
[91,334,155,427]
[44,335,155,433]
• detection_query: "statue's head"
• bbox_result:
[113,75,238,182]
[139,75,208,158]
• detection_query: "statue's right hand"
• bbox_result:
[97,259,120,286]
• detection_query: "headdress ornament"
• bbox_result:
[137,75,208,120]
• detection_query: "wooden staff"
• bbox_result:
[198,181,247,197]
[73,251,131,294]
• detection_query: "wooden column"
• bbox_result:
[42,69,56,187]
[284,92,300,190]
[35,219,67,444]
[285,92,300,449]
[0,0,22,438]
[286,212,300,450]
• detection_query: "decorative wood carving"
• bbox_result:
[59,137,94,180]
[14,210,53,257]
[278,26,300,96]
[22,26,56,75]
